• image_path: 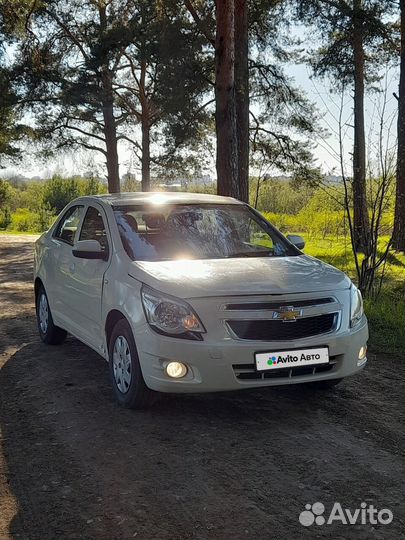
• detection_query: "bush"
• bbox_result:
[42,175,80,214]
[0,178,15,208]
[262,212,299,233]
[250,179,315,214]
[0,206,12,229]
[77,177,108,196]
[364,285,405,354]
[15,182,46,213]
[9,208,45,232]
[3,175,110,233]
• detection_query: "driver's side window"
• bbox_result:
[79,206,109,255]
[54,205,84,245]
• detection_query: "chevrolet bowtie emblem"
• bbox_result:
[273,306,303,322]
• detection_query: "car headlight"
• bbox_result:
[350,284,364,327]
[141,285,206,340]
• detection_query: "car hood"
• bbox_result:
[129,255,351,298]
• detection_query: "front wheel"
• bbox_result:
[109,319,156,409]
[36,286,67,345]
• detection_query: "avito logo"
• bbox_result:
[267,352,321,366]
[299,502,394,526]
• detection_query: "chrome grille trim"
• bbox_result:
[219,295,342,341]
[225,312,340,341]
[223,297,335,311]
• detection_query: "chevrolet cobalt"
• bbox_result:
[34,193,368,409]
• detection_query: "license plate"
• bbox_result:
[255,347,329,371]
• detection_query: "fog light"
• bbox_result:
[166,361,188,379]
[358,345,367,360]
[357,345,367,366]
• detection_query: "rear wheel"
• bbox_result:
[36,286,67,345]
[307,378,343,390]
[109,319,156,409]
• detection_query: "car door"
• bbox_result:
[49,204,85,328]
[63,203,111,349]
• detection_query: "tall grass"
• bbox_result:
[364,285,405,355]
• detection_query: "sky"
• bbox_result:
[286,63,399,176]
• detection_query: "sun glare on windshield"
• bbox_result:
[114,203,299,262]
[149,193,168,205]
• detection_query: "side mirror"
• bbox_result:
[72,240,108,260]
[287,234,305,250]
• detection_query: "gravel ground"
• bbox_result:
[0,234,404,540]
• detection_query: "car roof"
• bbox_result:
[77,192,243,207]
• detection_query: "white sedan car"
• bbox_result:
[34,192,368,409]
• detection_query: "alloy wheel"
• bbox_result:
[112,335,132,393]
[38,293,49,334]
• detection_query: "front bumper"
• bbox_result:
[136,318,369,393]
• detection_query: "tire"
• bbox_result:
[109,319,157,409]
[307,378,343,390]
[36,285,67,345]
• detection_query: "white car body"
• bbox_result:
[34,192,368,400]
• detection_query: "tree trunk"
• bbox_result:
[234,0,249,203]
[139,59,151,192]
[102,98,120,194]
[393,0,405,252]
[352,0,370,253]
[215,0,239,198]
[253,177,261,209]
[99,6,120,193]
[141,117,151,192]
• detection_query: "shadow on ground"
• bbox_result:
[1,331,404,540]
[0,235,404,540]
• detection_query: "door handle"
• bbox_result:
[69,263,75,273]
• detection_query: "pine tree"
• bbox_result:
[297,0,395,252]
[7,0,209,192]
[393,0,405,252]
[186,0,319,200]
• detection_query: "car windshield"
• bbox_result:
[113,203,299,262]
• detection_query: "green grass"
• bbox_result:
[302,235,404,355]
[303,235,405,282]
[363,285,405,355]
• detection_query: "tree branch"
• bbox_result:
[44,9,89,61]
[63,124,105,142]
[184,0,215,46]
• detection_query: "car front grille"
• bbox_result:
[233,356,339,381]
[227,313,337,341]
[223,298,335,311]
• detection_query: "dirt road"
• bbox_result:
[0,234,403,539]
